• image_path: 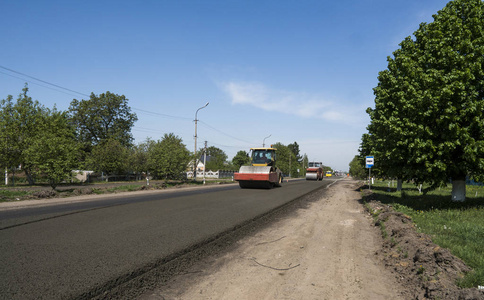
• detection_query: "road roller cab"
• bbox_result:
[251,148,276,166]
[306,161,323,181]
[233,147,283,189]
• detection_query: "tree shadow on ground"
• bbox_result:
[357,184,484,212]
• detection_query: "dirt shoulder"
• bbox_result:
[141,179,406,300]
[365,197,484,300]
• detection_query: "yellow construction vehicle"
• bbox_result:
[233,147,283,189]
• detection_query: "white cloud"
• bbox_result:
[221,81,334,120]
[218,80,369,170]
[219,81,367,126]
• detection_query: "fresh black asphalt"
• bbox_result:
[0,179,332,299]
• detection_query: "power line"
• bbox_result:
[1,65,256,149]
[131,107,191,120]
[0,65,90,97]
[0,70,84,98]
[1,65,197,121]
[132,126,166,133]
[199,120,254,145]
[205,140,252,150]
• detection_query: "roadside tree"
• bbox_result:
[129,139,150,181]
[301,154,308,177]
[147,133,191,180]
[272,142,298,177]
[87,139,130,177]
[349,155,366,180]
[288,142,302,163]
[68,91,138,149]
[232,150,250,170]
[0,95,18,182]
[223,161,237,172]
[25,109,80,189]
[203,146,228,171]
[0,86,48,185]
[366,36,420,186]
[366,0,484,201]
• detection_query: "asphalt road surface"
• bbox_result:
[0,179,332,299]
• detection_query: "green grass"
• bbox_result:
[365,180,484,288]
[106,185,142,193]
[0,189,30,201]
[0,178,236,201]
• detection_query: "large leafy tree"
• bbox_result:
[68,91,138,148]
[87,139,130,176]
[301,153,308,174]
[272,142,298,177]
[203,146,228,171]
[147,133,191,180]
[288,142,302,163]
[366,34,421,183]
[0,95,17,179]
[0,85,47,185]
[129,139,151,180]
[349,155,366,180]
[1,86,83,187]
[232,150,250,170]
[367,0,484,201]
[25,109,80,189]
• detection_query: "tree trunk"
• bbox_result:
[24,168,35,185]
[397,178,403,191]
[451,179,466,202]
[49,180,57,190]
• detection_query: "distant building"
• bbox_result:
[72,170,94,182]
[186,155,234,179]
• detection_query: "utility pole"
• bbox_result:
[289,154,292,178]
[203,141,207,185]
[194,102,209,180]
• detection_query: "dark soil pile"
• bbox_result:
[365,199,484,300]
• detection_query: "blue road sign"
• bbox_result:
[366,156,374,168]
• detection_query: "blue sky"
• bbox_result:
[0,0,450,171]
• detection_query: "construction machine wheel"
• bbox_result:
[239,181,249,189]
[263,182,274,189]
[239,181,273,189]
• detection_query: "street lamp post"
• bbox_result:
[263,134,271,147]
[194,102,209,179]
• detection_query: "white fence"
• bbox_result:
[186,170,234,179]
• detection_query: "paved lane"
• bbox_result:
[0,179,329,299]
[0,184,240,229]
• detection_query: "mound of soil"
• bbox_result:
[32,190,57,198]
[365,200,484,299]
[2,180,208,201]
